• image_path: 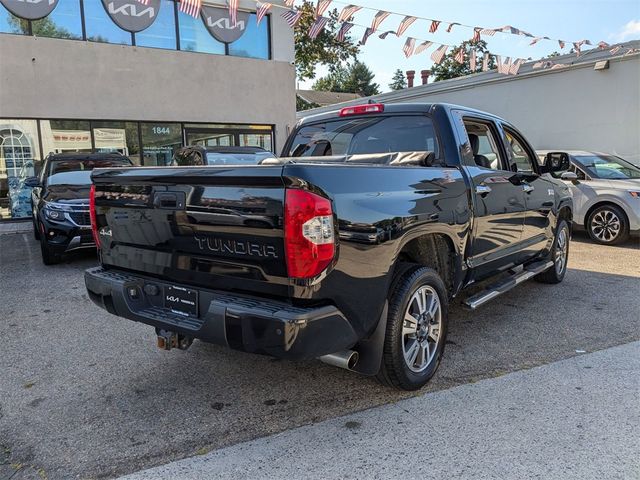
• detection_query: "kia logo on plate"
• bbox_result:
[101,0,160,32]
[0,0,59,20]
[200,5,249,44]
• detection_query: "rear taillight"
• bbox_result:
[284,189,335,279]
[89,184,100,249]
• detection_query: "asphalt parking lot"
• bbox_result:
[1,229,639,480]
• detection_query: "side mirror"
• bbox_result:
[543,152,571,173]
[24,176,41,188]
[560,171,579,183]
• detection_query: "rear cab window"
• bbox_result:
[287,115,440,163]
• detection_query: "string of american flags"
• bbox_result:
[137,0,638,76]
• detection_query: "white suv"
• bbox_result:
[538,151,640,245]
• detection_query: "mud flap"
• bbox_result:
[351,301,388,376]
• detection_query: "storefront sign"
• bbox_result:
[101,0,160,33]
[0,0,59,20]
[201,6,249,44]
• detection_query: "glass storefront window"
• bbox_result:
[240,133,272,151]
[84,0,132,45]
[135,0,176,49]
[228,13,269,60]
[0,120,40,219]
[178,10,224,55]
[40,120,91,155]
[0,6,29,34]
[140,122,181,166]
[92,121,140,164]
[31,0,82,40]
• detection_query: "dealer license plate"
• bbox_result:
[164,285,198,316]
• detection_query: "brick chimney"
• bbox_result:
[406,70,415,88]
[421,70,431,85]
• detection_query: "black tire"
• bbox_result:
[32,214,40,240]
[377,266,448,391]
[40,233,60,265]
[586,204,629,245]
[536,219,570,284]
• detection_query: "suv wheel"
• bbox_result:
[32,214,40,240]
[587,205,629,245]
[40,231,60,265]
[536,219,570,284]
[377,266,448,391]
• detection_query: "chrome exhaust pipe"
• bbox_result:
[319,350,359,370]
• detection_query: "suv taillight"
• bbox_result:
[284,189,335,279]
[89,184,100,249]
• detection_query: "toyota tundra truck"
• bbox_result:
[85,103,573,390]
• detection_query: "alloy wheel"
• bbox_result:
[555,227,568,275]
[591,210,621,242]
[402,285,442,373]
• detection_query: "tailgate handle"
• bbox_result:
[153,192,185,210]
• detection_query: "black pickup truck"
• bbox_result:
[85,103,572,390]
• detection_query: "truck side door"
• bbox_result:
[458,115,528,279]
[501,125,554,259]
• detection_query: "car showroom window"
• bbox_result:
[504,129,535,173]
[134,0,177,50]
[228,13,269,59]
[178,8,225,54]
[83,0,132,45]
[288,116,439,158]
[462,119,505,170]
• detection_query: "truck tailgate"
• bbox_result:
[91,166,289,298]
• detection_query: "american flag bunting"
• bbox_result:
[337,4,361,23]
[454,47,465,64]
[530,37,542,46]
[281,9,302,27]
[472,28,481,42]
[283,0,295,7]
[469,49,476,70]
[509,58,523,75]
[482,52,489,71]
[558,40,565,49]
[532,61,544,69]
[137,0,149,5]
[609,45,621,55]
[359,27,375,45]
[429,20,441,33]
[396,16,417,37]
[378,30,395,40]
[336,22,353,42]
[370,10,391,32]
[308,16,328,39]
[256,2,272,26]
[228,0,239,27]
[403,37,416,58]
[179,0,201,18]
[430,45,448,64]
[597,41,609,49]
[414,40,433,55]
[480,28,497,36]
[315,0,331,18]
[446,22,460,33]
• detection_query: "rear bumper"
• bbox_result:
[84,267,358,360]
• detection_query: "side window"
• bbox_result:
[504,129,535,174]
[462,119,505,170]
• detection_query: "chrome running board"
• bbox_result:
[463,260,553,310]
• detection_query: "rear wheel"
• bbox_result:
[32,214,40,240]
[587,205,629,245]
[536,219,570,284]
[377,266,448,391]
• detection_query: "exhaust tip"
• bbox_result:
[319,350,359,371]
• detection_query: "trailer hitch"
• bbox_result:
[156,329,193,351]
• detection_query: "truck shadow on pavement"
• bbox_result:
[0,232,639,480]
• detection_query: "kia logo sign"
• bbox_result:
[200,5,249,44]
[0,0,58,20]
[101,0,160,32]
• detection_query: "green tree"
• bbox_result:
[430,39,495,82]
[9,16,76,38]
[388,69,407,90]
[294,1,360,80]
[312,61,380,96]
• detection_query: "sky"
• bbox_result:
[299,0,640,91]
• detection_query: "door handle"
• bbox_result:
[522,184,535,194]
[475,185,492,196]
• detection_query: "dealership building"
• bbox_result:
[0,0,295,220]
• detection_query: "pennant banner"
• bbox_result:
[283,0,295,6]
[472,27,480,42]
[429,20,440,33]
[180,0,201,18]
[378,30,395,40]
[359,27,375,45]
[431,44,448,64]
[414,40,433,55]
[281,8,302,27]
[446,22,460,33]
[469,49,476,70]
[228,0,238,27]
[337,4,361,23]
[256,2,271,26]
[403,37,416,58]
[482,52,489,71]
[396,15,417,37]
[308,16,328,39]
[370,10,391,31]
[336,21,353,42]
[315,0,331,18]
[454,47,465,64]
